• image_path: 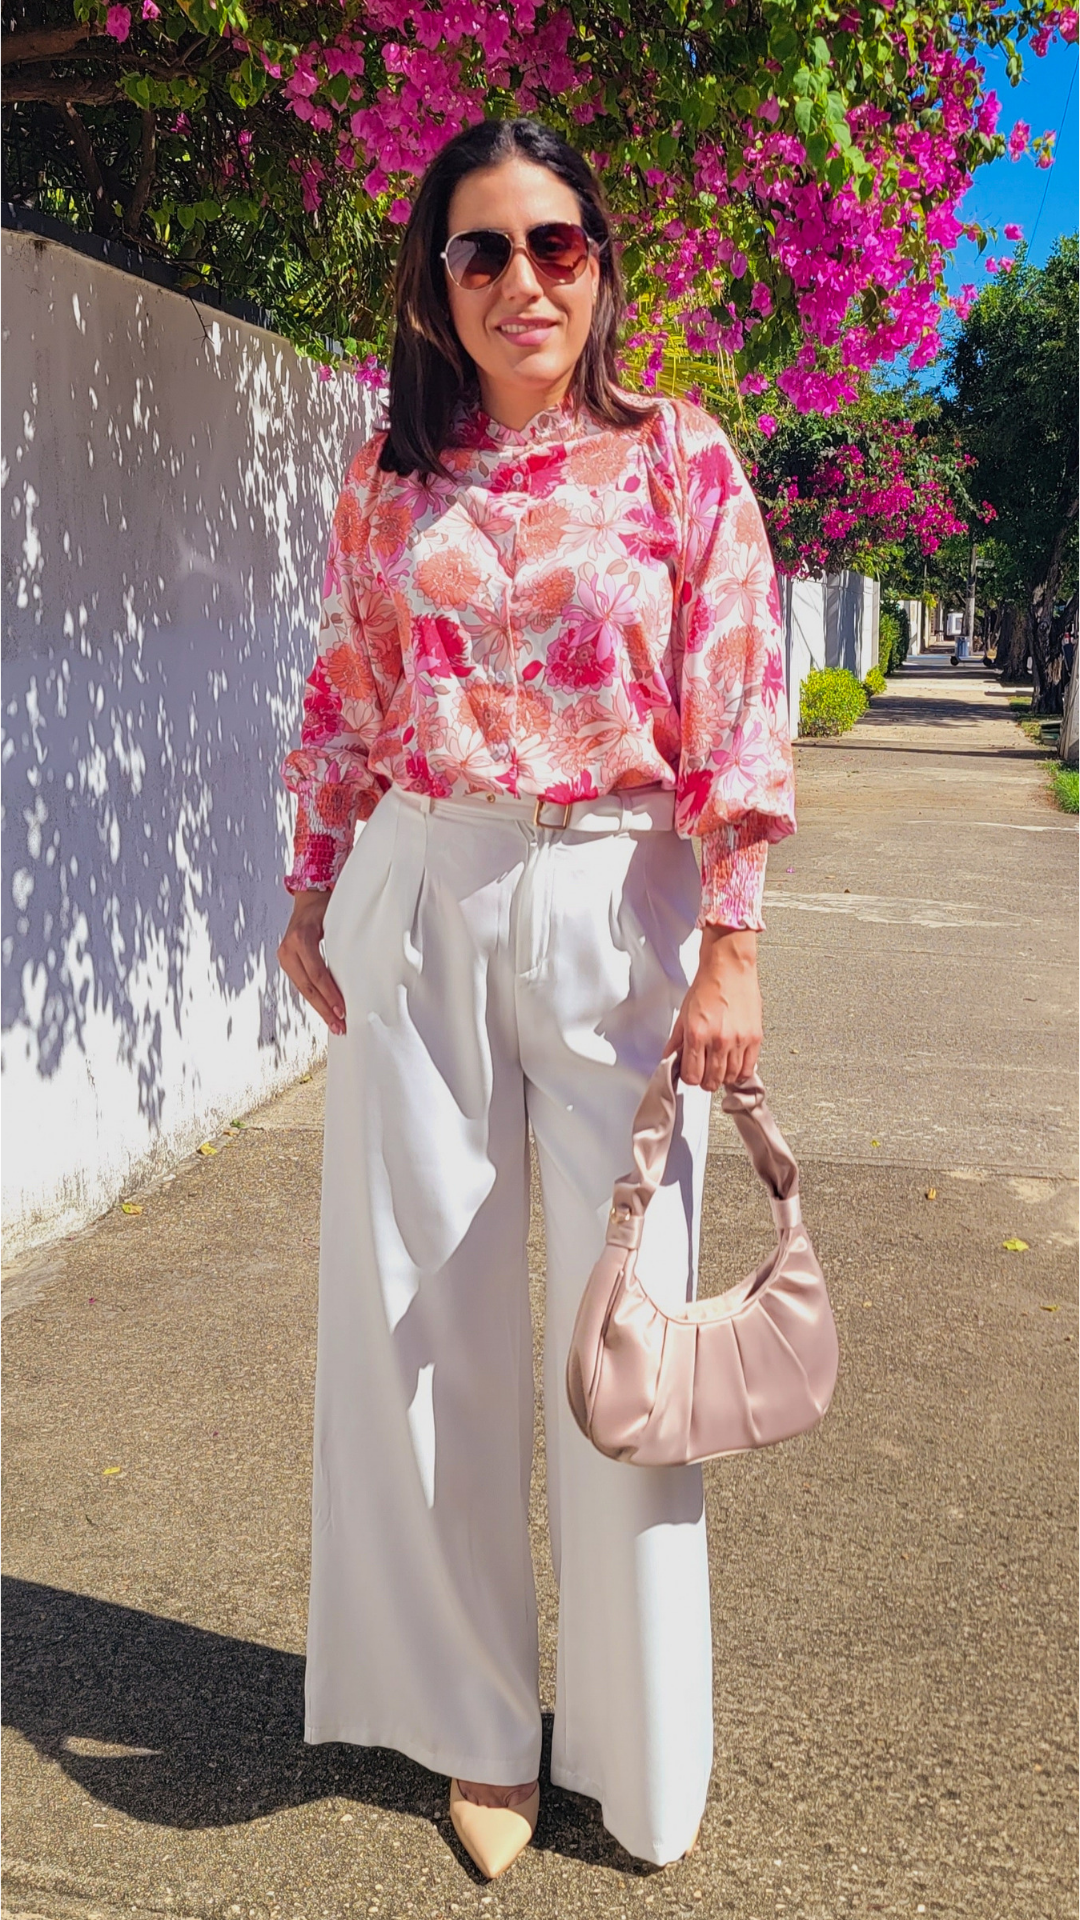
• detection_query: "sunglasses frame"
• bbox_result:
[441,222,599,290]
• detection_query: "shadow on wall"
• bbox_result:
[1,229,374,1251]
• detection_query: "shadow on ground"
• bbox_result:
[1,1578,643,1877]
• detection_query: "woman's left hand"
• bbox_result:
[666,926,763,1093]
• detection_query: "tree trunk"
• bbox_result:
[1031,643,1064,715]
[124,109,156,240]
[995,604,1031,683]
[1030,499,1078,716]
[61,104,120,237]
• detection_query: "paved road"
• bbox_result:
[3,653,1077,1920]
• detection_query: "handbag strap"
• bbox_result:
[606,1054,802,1249]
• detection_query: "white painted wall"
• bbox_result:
[778,569,879,738]
[779,575,825,740]
[2,227,375,1256]
[899,597,925,655]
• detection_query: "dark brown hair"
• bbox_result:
[378,117,656,478]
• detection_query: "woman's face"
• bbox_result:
[444,157,601,426]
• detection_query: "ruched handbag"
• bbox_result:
[566,1056,839,1466]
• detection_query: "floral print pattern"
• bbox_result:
[283,395,795,928]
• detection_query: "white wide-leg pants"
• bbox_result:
[306,785,714,1865]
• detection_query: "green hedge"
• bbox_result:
[799,667,869,737]
[878,605,911,675]
[863,664,887,697]
[878,610,899,674]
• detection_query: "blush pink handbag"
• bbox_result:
[566,1057,839,1466]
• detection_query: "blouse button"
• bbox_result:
[511,470,525,486]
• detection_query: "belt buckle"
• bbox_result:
[533,796,573,830]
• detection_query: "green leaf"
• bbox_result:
[691,86,718,132]
[120,73,153,109]
[228,56,267,108]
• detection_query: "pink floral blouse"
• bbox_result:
[283,394,795,928]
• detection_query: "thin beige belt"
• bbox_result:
[393,784,676,835]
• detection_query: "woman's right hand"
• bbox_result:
[277,891,347,1035]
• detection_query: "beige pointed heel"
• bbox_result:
[449,1779,540,1880]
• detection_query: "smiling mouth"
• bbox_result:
[496,318,557,339]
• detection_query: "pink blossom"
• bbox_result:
[105,5,131,40]
[353,353,387,391]
[141,0,159,18]
[1003,223,1023,241]
[317,365,333,382]
[1007,120,1030,160]
[388,198,412,223]
[757,414,778,438]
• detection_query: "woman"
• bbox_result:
[279,117,795,1879]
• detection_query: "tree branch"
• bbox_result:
[125,107,156,238]
[1,22,97,66]
[7,71,121,105]
[60,102,121,235]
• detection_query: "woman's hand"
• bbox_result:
[277,890,347,1036]
[666,926,762,1093]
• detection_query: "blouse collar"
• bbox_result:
[464,393,583,450]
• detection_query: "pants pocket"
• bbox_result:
[321,789,401,977]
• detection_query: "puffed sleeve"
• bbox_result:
[669,401,796,930]
[281,438,398,893]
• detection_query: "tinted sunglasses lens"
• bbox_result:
[445,231,512,288]
[527,222,589,281]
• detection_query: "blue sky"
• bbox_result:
[945,35,1079,295]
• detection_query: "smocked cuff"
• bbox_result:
[698,833,768,931]
[284,786,354,895]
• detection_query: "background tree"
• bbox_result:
[744,383,986,588]
[941,235,1079,711]
[2,0,1074,390]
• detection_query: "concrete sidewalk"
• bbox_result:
[3,655,1077,1920]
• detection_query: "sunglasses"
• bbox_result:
[441,222,596,290]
